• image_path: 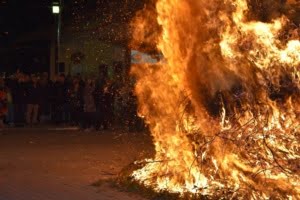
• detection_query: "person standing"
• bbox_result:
[69,78,84,127]
[83,78,96,130]
[6,87,14,126]
[39,72,52,123]
[0,78,7,130]
[13,73,27,126]
[5,76,15,126]
[25,75,41,125]
[94,65,112,130]
[52,74,68,124]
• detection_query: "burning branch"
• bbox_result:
[130,0,300,198]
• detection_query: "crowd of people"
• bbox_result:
[0,66,142,131]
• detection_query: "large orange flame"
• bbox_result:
[131,0,300,198]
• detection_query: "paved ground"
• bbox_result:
[0,128,153,200]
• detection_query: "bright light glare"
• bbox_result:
[52,6,60,14]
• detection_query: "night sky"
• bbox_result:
[0,0,145,45]
[0,0,53,43]
[0,0,146,73]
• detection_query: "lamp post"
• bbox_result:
[52,5,60,14]
[52,1,61,74]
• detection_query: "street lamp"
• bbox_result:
[52,1,62,74]
[52,5,60,14]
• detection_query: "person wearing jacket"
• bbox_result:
[0,78,7,130]
[69,78,84,126]
[25,75,41,125]
[82,78,96,130]
[52,74,69,124]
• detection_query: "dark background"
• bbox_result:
[0,0,145,74]
[1,0,298,74]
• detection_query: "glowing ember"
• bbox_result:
[131,0,300,198]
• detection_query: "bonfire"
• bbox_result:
[130,0,300,199]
